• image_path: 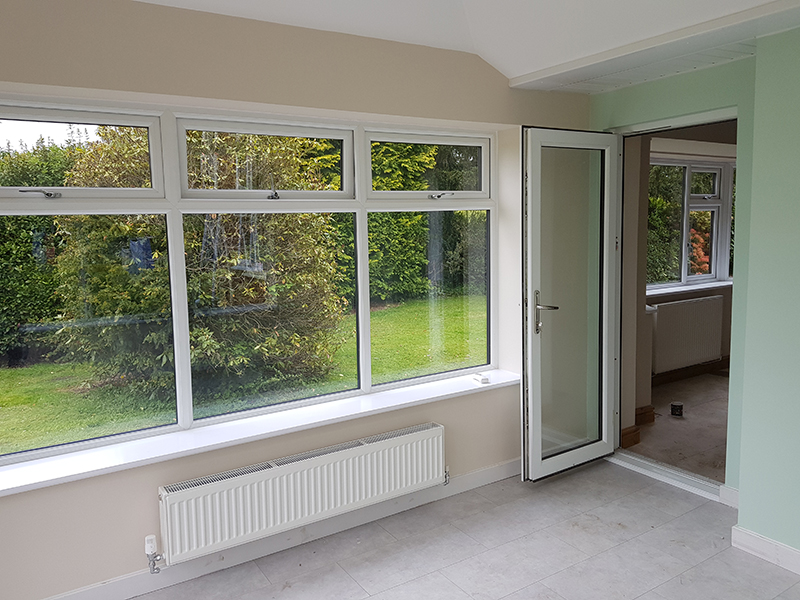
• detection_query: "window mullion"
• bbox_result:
[681,166,690,284]
[354,126,372,392]
[166,209,194,429]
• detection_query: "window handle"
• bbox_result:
[534,290,559,334]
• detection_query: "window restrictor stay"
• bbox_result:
[19,189,62,199]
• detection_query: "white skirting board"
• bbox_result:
[719,484,739,508]
[732,526,800,576]
[45,458,521,600]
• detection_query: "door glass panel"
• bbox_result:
[539,147,603,458]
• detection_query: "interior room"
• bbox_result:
[622,120,737,483]
[2,2,800,600]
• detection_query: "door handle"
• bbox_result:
[534,290,559,334]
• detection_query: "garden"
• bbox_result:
[0,125,487,455]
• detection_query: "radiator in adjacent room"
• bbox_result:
[652,295,723,374]
[158,422,444,565]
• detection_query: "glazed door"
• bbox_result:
[523,128,620,481]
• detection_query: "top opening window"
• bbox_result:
[0,112,160,197]
[180,121,352,199]
[690,168,719,198]
[368,133,489,199]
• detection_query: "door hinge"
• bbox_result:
[615,236,619,251]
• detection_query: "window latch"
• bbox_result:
[428,192,453,199]
[20,189,62,199]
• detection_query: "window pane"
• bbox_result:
[647,165,685,284]
[185,213,357,419]
[368,211,488,385]
[689,210,714,275]
[690,170,717,196]
[0,214,176,457]
[371,142,482,191]
[186,130,343,191]
[0,119,152,188]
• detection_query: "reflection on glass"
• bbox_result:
[689,210,714,275]
[647,165,685,284]
[368,211,488,385]
[371,142,482,191]
[691,171,717,196]
[184,213,357,418]
[0,214,176,456]
[185,130,343,191]
[0,119,152,188]
[540,147,603,459]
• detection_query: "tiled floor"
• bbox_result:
[630,373,729,482]
[133,460,800,600]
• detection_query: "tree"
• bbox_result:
[186,130,341,191]
[647,165,684,283]
[65,126,151,188]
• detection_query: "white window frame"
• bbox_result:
[647,157,735,291]
[0,103,502,476]
[177,118,355,200]
[365,131,490,201]
[0,106,165,200]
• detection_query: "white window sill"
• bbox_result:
[646,279,732,299]
[0,369,520,497]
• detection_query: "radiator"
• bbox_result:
[158,422,444,565]
[652,295,723,374]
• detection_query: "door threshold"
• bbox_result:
[606,449,722,501]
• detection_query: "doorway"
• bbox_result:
[621,120,736,484]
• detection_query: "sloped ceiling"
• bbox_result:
[133,0,800,92]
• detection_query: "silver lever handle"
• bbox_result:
[534,290,559,334]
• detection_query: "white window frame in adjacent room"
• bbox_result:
[647,156,735,292]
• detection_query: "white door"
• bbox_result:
[523,128,621,481]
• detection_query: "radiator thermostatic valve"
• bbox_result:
[145,535,164,574]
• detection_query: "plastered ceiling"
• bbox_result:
[134,0,800,92]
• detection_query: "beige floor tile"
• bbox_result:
[254,522,396,584]
[652,547,800,600]
[377,489,496,540]
[451,490,580,548]
[338,524,485,595]
[132,562,269,600]
[440,530,588,600]
[502,583,569,600]
[545,493,674,556]
[238,563,367,600]
[367,572,473,600]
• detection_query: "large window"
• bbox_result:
[646,160,734,287]
[0,110,493,462]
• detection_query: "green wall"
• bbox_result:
[591,57,756,491]
[736,28,800,550]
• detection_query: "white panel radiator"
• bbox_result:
[158,423,444,565]
[652,295,723,374]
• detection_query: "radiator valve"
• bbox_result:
[145,534,164,574]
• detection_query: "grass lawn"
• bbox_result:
[0,363,176,456]
[0,295,486,455]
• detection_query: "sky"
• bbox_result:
[0,119,100,150]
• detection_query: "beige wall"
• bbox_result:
[0,0,588,128]
[0,2,592,599]
[2,388,520,600]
